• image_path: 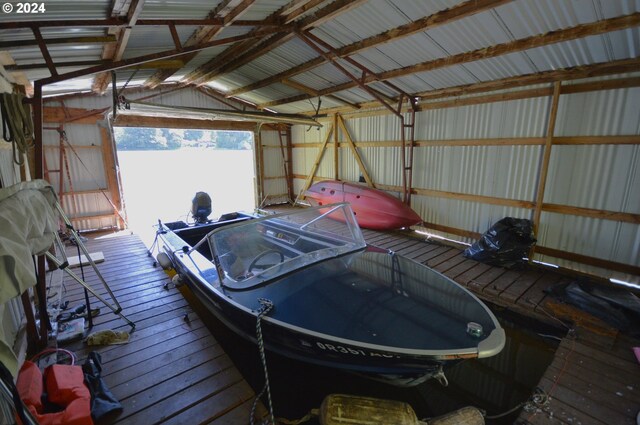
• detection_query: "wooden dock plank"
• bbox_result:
[466,266,507,292]
[414,245,452,264]
[482,269,522,298]
[160,380,258,425]
[54,233,263,425]
[522,397,610,425]
[432,252,469,273]
[116,368,245,425]
[442,258,481,279]
[453,262,494,286]
[500,270,545,303]
[398,242,441,261]
[538,376,634,425]
[516,274,565,310]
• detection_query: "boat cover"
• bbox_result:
[0,179,58,375]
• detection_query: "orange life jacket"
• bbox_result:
[16,360,93,425]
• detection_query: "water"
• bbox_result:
[118,148,559,423]
[185,286,559,424]
[116,148,256,244]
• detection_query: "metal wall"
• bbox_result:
[42,86,244,231]
[289,79,640,284]
[260,129,290,205]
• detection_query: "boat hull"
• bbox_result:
[178,262,452,386]
[305,180,422,230]
[158,208,504,387]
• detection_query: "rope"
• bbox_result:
[251,298,276,425]
[482,387,551,420]
[0,92,34,165]
[277,409,319,425]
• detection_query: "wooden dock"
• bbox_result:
[55,233,266,425]
[50,221,639,425]
[516,334,640,424]
[357,227,640,425]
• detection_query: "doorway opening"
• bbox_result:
[113,127,256,245]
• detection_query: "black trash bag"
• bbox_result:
[545,280,640,335]
[82,352,122,421]
[464,217,536,268]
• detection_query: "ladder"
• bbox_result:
[43,125,78,223]
[400,96,417,205]
[277,124,294,203]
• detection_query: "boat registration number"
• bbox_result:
[315,341,395,358]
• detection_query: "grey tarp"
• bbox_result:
[0,179,58,375]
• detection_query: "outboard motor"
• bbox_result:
[191,191,212,224]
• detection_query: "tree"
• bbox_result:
[216,131,252,150]
[115,127,180,150]
[183,129,204,141]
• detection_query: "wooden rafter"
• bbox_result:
[144,0,256,88]
[307,57,640,117]
[92,0,146,94]
[281,0,327,24]
[186,0,367,85]
[6,59,185,71]
[39,28,281,86]
[259,12,640,108]
[228,0,513,97]
[0,35,117,50]
[0,18,280,30]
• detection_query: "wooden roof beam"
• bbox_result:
[0,35,117,50]
[282,0,327,24]
[38,28,280,86]
[0,18,278,29]
[144,0,256,89]
[281,78,359,109]
[227,0,513,97]
[259,12,640,108]
[7,59,185,72]
[188,0,367,85]
[93,0,146,95]
[308,58,640,117]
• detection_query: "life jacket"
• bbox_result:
[16,360,93,425]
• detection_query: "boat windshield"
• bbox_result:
[207,203,366,289]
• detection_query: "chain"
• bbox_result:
[251,298,275,425]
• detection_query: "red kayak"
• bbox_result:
[305,180,422,230]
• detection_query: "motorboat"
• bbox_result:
[157,203,505,386]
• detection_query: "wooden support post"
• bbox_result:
[35,256,48,347]
[337,115,374,187]
[99,125,125,229]
[286,127,294,202]
[296,123,333,203]
[254,125,265,207]
[531,82,562,256]
[333,114,339,181]
[33,83,43,179]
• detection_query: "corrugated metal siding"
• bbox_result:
[291,83,640,283]
[539,86,640,282]
[0,1,111,22]
[42,87,246,231]
[42,122,116,230]
[260,130,289,204]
